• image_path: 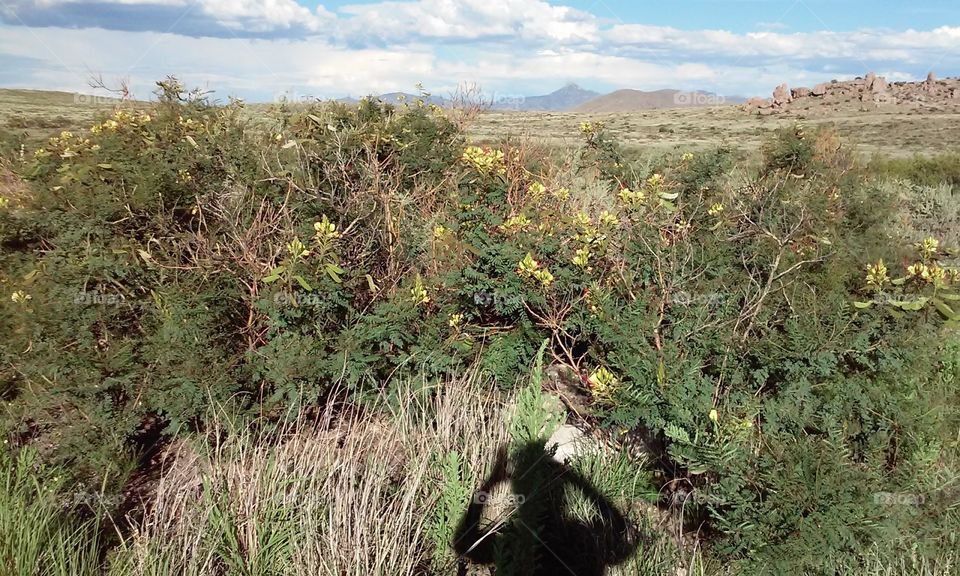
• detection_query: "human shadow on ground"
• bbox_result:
[453,441,640,576]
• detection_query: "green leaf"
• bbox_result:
[889,297,928,311]
[931,297,956,319]
[325,263,343,284]
[853,301,874,309]
[294,275,313,291]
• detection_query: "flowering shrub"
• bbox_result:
[0,84,956,573]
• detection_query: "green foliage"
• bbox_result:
[1,79,957,573]
[0,447,103,576]
[870,152,960,187]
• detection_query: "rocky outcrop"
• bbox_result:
[745,71,960,115]
[772,83,792,106]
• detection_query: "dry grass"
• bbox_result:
[111,377,514,576]
[468,106,960,158]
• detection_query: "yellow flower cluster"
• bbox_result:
[517,253,554,287]
[433,224,448,240]
[11,290,31,304]
[43,130,100,159]
[0,197,9,209]
[462,146,506,175]
[618,187,646,208]
[286,237,310,259]
[501,214,531,233]
[579,121,603,136]
[598,210,619,227]
[708,203,725,217]
[572,247,590,269]
[916,237,939,260]
[313,215,340,243]
[587,366,618,401]
[410,274,430,306]
[528,181,547,198]
[646,173,665,189]
[865,259,889,289]
[906,262,947,285]
[448,313,464,328]
[90,110,151,134]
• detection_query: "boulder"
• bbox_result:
[772,83,792,106]
[744,97,770,110]
[812,83,828,96]
[791,87,812,98]
[868,75,888,93]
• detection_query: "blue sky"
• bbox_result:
[0,0,958,102]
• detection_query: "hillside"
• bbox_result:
[574,89,736,113]
[491,83,601,111]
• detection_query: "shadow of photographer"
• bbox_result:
[454,440,640,575]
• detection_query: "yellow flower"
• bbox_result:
[552,187,570,201]
[448,313,464,328]
[462,146,506,175]
[618,187,645,208]
[572,247,590,269]
[313,215,339,242]
[917,237,940,260]
[410,274,429,306]
[528,182,547,198]
[865,259,889,289]
[929,265,947,285]
[708,203,725,217]
[517,253,553,287]
[907,262,931,282]
[533,268,554,287]
[598,210,619,227]
[286,237,310,259]
[709,409,719,423]
[11,290,31,304]
[681,152,695,162]
[588,366,618,399]
[501,214,531,232]
[646,173,665,189]
[0,197,8,209]
[433,224,447,240]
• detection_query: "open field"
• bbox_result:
[471,106,960,157]
[3,89,960,158]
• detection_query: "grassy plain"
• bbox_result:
[3,89,960,157]
[471,106,960,157]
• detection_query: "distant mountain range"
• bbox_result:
[333,84,744,113]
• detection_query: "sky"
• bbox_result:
[0,0,958,102]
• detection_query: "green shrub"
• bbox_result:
[1,81,957,572]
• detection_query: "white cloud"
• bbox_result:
[338,0,597,44]
[0,1,959,100]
